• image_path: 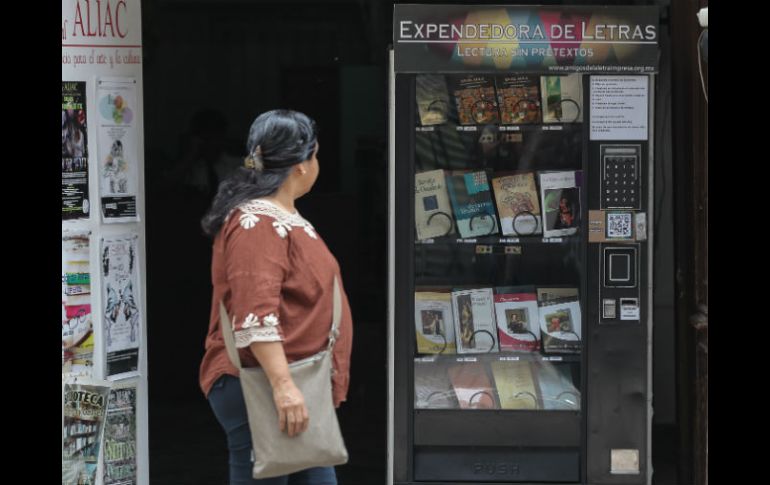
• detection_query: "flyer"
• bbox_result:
[62,81,90,220]
[62,376,112,485]
[101,234,142,378]
[97,77,139,222]
[62,230,94,375]
[104,383,138,484]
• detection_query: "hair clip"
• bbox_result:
[244,145,263,170]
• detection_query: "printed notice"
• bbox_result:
[97,77,139,222]
[102,234,142,378]
[590,76,648,141]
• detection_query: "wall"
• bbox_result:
[62,1,149,483]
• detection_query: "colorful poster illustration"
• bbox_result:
[101,234,142,378]
[62,81,90,220]
[62,230,94,375]
[62,377,112,485]
[97,78,139,222]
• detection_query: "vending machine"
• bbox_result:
[389,4,659,484]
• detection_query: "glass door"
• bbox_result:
[395,71,589,483]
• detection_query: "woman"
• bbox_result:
[199,110,353,485]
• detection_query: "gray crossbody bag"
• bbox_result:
[218,276,348,479]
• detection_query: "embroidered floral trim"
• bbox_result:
[240,313,260,329]
[235,199,318,239]
[239,213,260,229]
[273,220,292,239]
[262,313,279,326]
[235,325,282,347]
[234,312,282,346]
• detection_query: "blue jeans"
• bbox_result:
[208,374,338,485]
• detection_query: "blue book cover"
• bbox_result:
[446,171,499,238]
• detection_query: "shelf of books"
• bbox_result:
[410,72,585,423]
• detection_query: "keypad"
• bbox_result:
[601,146,641,209]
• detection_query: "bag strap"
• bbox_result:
[219,275,342,370]
[327,275,342,352]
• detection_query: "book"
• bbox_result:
[491,172,543,236]
[449,74,500,125]
[541,74,583,123]
[490,361,540,410]
[446,171,499,238]
[415,170,455,240]
[534,362,580,410]
[447,362,498,409]
[494,287,541,353]
[451,288,499,354]
[536,287,579,305]
[539,171,582,238]
[495,75,542,125]
[414,359,458,409]
[539,299,582,354]
[416,74,451,126]
[414,291,457,354]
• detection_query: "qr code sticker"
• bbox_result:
[607,213,633,239]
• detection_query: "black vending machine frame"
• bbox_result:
[389,5,658,485]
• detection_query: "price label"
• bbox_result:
[499,356,520,361]
[457,357,478,363]
[476,245,493,254]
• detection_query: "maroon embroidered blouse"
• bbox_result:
[199,199,353,407]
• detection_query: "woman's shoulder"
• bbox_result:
[225,198,318,241]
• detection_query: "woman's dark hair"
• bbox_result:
[200,109,317,237]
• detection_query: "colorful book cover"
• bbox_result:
[447,362,498,409]
[446,171,499,238]
[494,287,541,352]
[416,74,451,126]
[491,172,542,236]
[495,75,542,125]
[451,288,499,354]
[415,291,457,354]
[415,170,455,240]
[539,299,582,354]
[539,171,582,238]
[414,359,459,409]
[541,74,583,123]
[490,361,540,410]
[449,74,500,125]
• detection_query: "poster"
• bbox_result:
[104,384,138,484]
[101,234,141,378]
[62,230,94,375]
[62,377,112,485]
[97,78,139,222]
[62,81,90,220]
